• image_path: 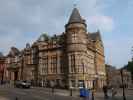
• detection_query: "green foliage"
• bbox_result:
[124,61,133,80]
[41,33,50,41]
[38,33,64,44]
[38,33,50,42]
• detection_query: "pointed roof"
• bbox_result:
[68,8,84,24]
[26,43,30,48]
[7,47,20,57]
[89,31,102,41]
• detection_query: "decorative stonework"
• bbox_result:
[5,7,106,89]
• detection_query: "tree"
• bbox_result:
[42,33,50,41]
[124,61,133,82]
[38,33,50,42]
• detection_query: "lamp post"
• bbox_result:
[81,60,85,88]
[1,68,4,84]
[70,86,73,96]
[95,74,98,90]
[92,74,98,100]
[120,69,126,100]
[92,80,95,100]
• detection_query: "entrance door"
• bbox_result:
[14,71,18,80]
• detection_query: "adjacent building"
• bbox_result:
[6,47,21,81]
[106,64,132,88]
[4,8,106,89]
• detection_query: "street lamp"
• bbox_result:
[81,59,85,88]
[120,69,126,100]
[92,74,98,100]
[94,74,98,90]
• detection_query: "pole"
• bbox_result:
[52,86,54,94]
[1,61,5,85]
[92,80,95,100]
[83,62,85,88]
[82,60,85,88]
[120,69,126,100]
[20,55,24,80]
[70,88,73,96]
[1,69,4,84]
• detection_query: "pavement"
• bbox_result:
[0,84,133,100]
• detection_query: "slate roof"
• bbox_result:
[89,31,102,41]
[7,47,20,57]
[68,8,84,24]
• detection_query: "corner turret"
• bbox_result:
[65,8,88,52]
[65,8,87,32]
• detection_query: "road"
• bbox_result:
[0,85,133,100]
[0,86,83,100]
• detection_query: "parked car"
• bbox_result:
[15,80,31,88]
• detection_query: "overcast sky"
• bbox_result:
[0,0,132,68]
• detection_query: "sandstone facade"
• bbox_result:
[6,8,106,89]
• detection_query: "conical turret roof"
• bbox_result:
[68,8,84,24]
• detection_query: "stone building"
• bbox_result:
[121,69,132,88]
[5,45,36,84]
[6,47,21,81]
[106,64,132,88]
[5,8,106,89]
[27,8,106,89]
[22,43,36,84]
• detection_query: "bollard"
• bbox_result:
[52,87,54,94]
[120,69,126,100]
[91,89,94,100]
[70,88,72,96]
[15,97,18,100]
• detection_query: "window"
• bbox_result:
[72,32,76,39]
[27,55,31,64]
[42,56,48,74]
[78,80,84,88]
[71,32,77,42]
[60,56,64,73]
[7,58,10,63]
[32,47,39,64]
[71,80,75,87]
[70,54,75,73]
[41,67,45,74]
[51,55,57,73]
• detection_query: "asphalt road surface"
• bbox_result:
[0,86,133,100]
[0,87,84,100]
